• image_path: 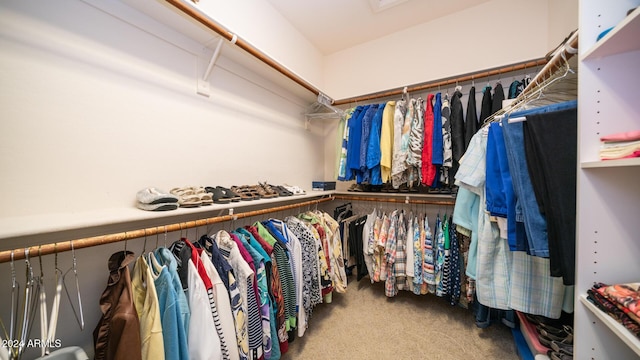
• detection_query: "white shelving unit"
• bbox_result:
[576,1,640,359]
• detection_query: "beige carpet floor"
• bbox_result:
[281,280,519,360]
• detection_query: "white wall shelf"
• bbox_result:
[579,294,640,358]
[581,157,640,168]
[0,191,335,249]
[581,7,640,61]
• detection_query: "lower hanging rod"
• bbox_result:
[0,196,334,264]
[334,194,455,206]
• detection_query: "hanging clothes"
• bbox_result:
[346,106,366,182]
[146,252,190,360]
[406,98,424,189]
[440,94,453,186]
[523,106,578,286]
[464,86,478,149]
[359,104,379,183]
[366,104,386,186]
[449,89,465,181]
[421,94,436,186]
[336,109,354,181]
[380,101,396,184]
[479,86,493,123]
[491,82,505,113]
[233,228,274,355]
[94,251,142,360]
[391,100,412,188]
[131,256,165,360]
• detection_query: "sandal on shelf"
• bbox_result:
[218,186,241,202]
[193,186,213,206]
[271,184,293,197]
[205,186,232,204]
[283,184,306,195]
[231,186,257,201]
[170,187,202,208]
[252,184,277,199]
[259,182,280,198]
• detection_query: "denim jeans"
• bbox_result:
[501,100,577,257]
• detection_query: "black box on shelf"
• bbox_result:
[312,181,336,191]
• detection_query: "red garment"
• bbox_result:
[184,238,213,290]
[422,94,437,185]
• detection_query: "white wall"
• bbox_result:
[547,0,580,47]
[184,0,326,91]
[0,0,324,219]
[323,0,551,100]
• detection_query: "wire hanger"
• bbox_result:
[63,241,84,330]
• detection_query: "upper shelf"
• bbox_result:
[0,191,334,246]
[581,7,640,61]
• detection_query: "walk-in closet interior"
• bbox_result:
[1,0,639,359]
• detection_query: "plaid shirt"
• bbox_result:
[394,211,407,291]
[385,210,399,297]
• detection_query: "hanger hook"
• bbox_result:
[10,250,16,286]
[38,245,44,278]
[155,227,160,249]
[124,232,128,253]
[164,227,168,247]
[70,241,77,270]
[142,229,148,255]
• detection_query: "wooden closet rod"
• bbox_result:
[0,196,333,264]
[334,194,455,206]
[332,58,547,106]
[165,0,321,96]
[522,31,578,94]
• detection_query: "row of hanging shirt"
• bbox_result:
[335,77,530,191]
[451,62,578,320]
[93,210,347,360]
[335,204,472,308]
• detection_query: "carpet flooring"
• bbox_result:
[281,280,519,360]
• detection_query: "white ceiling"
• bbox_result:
[265,0,490,55]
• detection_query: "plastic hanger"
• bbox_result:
[46,244,64,356]
[63,241,84,330]
[38,246,48,357]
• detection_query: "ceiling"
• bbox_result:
[265,0,490,55]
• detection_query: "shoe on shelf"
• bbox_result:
[231,186,257,201]
[283,184,305,195]
[347,183,358,192]
[551,340,573,356]
[549,350,573,360]
[170,187,203,208]
[136,187,178,205]
[271,184,293,196]
[253,183,278,198]
[218,186,241,202]
[205,186,232,204]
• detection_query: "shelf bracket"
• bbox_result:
[197,37,225,97]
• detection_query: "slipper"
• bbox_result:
[136,188,179,204]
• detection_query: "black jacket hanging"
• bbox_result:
[479,86,493,124]
[491,82,505,113]
[464,86,478,148]
[449,90,465,180]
